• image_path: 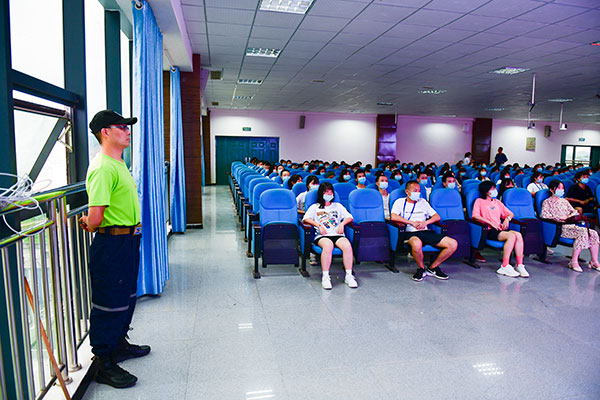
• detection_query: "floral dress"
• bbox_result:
[541,196,599,250]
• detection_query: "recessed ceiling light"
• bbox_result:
[260,0,314,14]
[591,41,600,46]
[418,88,447,95]
[486,107,505,111]
[377,101,394,106]
[489,67,530,75]
[578,112,600,116]
[234,95,254,100]
[440,114,457,117]
[238,79,263,85]
[246,47,281,58]
[311,79,325,83]
[547,98,573,102]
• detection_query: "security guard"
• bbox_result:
[79,110,150,388]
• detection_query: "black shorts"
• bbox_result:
[487,228,503,241]
[404,230,445,246]
[315,235,346,246]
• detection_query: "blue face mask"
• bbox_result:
[310,184,319,191]
[358,177,366,184]
[460,172,466,176]
[409,191,420,201]
[304,165,309,170]
[480,171,487,176]
[447,182,456,189]
[420,179,428,185]
[581,178,589,184]
[489,189,498,198]
[343,175,351,181]
[394,175,402,181]
[379,182,388,190]
[554,189,565,197]
[323,194,334,202]
[282,176,290,183]
[365,172,371,176]
[537,168,543,172]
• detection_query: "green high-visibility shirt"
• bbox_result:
[86,154,141,227]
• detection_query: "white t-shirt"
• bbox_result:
[382,193,390,219]
[391,198,438,232]
[303,202,353,239]
[296,191,307,211]
[527,182,548,194]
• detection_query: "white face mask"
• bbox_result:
[489,189,498,198]
[447,182,456,189]
[310,184,319,191]
[554,189,564,197]
[323,194,334,202]
[379,182,388,190]
[409,191,420,201]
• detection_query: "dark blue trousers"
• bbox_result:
[88,232,140,356]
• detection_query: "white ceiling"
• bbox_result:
[165,0,600,123]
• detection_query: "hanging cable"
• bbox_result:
[0,173,50,237]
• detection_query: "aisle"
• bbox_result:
[84,186,600,400]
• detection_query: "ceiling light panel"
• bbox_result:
[260,0,314,14]
[418,88,447,95]
[238,79,263,85]
[547,98,573,102]
[489,67,530,75]
[246,47,281,58]
[234,95,254,100]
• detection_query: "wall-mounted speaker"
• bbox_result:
[299,115,306,129]
[544,125,552,137]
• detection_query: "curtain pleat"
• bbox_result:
[170,67,187,232]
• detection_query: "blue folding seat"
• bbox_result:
[514,174,526,188]
[320,178,338,185]
[490,172,500,183]
[465,190,505,263]
[239,174,265,223]
[365,175,376,184]
[597,185,600,222]
[345,189,396,272]
[242,177,271,234]
[252,189,302,279]
[332,183,356,210]
[274,176,283,185]
[502,188,546,260]
[386,179,401,192]
[460,179,480,197]
[235,170,258,214]
[246,182,281,257]
[292,181,306,197]
[429,188,473,262]
[562,179,574,193]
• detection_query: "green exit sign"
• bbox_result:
[242,127,251,132]
[578,138,585,142]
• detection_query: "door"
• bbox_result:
[215,136,279,185]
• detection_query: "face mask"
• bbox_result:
[358,177,366,184]
[581,178,589,184]
[323,194,334,202]
[343,174,351,181]
[537,168,543,172]
[365,172,371,176]
[505,175,510,179]
[447,182,456,189]
[394,175,402,181]
[460,172,466,176]
[379,182,388,190]
[420,179,428,185]
[310,184,319,191]
[536,178,543,183]
[385,168,390,171]
[409,191,420,201]
[489,189,498,198]
[554,189,565,197]
[278,169,283,174]
[282,176,290,182]
[304,165,309,170]
[480,171,487,176]
[464,158,471,164]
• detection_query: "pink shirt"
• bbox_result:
[472,198,512,227]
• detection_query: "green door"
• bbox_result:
[215,136,279,185]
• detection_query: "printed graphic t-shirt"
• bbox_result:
[303,202,352,240]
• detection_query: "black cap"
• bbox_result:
[89,110,137,133]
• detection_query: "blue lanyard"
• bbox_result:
[535,183,543,190]
[402,200,417,221]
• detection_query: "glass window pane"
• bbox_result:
[565,146,574,164]
[9,0,64,87]
[85,0,106,161]
[121,32,131,118]
[574,146,591,165]
[35,140,68,191]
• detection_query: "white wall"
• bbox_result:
[210,109,377,182]
[491,119,600,165]
[395,116,474,164]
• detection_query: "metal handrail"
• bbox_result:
[1,182,91,399]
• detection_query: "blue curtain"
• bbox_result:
[169,67,186,232]
[132,0,169,296]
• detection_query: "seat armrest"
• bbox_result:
[386,220,407,232]
[510,218,527,227]
[540,218,565,226]
[468,218,489,230]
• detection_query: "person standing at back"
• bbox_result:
[79,110,151,389]
[494,147,508,166]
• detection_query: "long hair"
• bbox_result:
[317,182,335,209]
[337,168,351,183]
[305,175,319,191]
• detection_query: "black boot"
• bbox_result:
[112,336,151,363]
[94,356,137,388]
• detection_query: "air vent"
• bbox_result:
[210,70,223,80]
[211,101,219,106]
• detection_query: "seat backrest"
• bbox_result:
[522,174,532,188]
[465,189,481,217]
[292,182,306,197]
[502,188,535,219]
[429,189,465,221]
[259,189,298,226]
[366,183,377,190]
[387,179,401,192]
[252,182,281,213]
[514,174,525,187]
[244,174,265,198]
[274,176,283,184]
[461,179,479,195]
[320,178,338,185]
[333,183,356,208]
[248,177,271,202]
[490,172,500,183]
[562,180,574,192]
[534,189,551,216]
[348,189,384,223]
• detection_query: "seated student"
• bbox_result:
[326,171,336,179]
[390,180,457,282]
[297,175,320,212]
[391,169,403,184]
[442,172,459,190]
[303,183,358,289]
[471,181,529,278]
[287,174,302,190]
[495,167,511,185]
[463,152,472,165]
[475,167,490,182]
[498,178,515,201]
[566,170,596,215]
[375,175,391,218]
[280,169,291,186]
[316,166,326,176]
[541,180,600,272]
[527,171,548,196]
[417,172,432,199]
[355,169,367,189]
[337,168,352,183]
[457,167,468,184]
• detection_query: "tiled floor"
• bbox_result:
[84,186,600,400]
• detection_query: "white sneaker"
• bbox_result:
[322,276,332,290]
[496,264,520,278]
[309,254,319,266]
[547,247,554,255]
[345,274,358,288]
[515,264,530,278]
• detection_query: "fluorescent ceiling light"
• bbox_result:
[578,112,600,116]
[238,79,263,85]
[418,88,447,95]
[234,95,254,100]
[489,67,530,75]
[486,107,504,111]
[377,101,394,106]
[246,47,281,58]
[260,0,314,14]
[547,98,573,102]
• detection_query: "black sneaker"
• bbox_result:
[426,266,449,280]
[94,356,137,388]
[412,268,425,282]
[112,337,151,363]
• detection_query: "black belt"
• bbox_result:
[97,224,142,236]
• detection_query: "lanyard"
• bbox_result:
[402,200,417,221]
[535,183,543,190]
